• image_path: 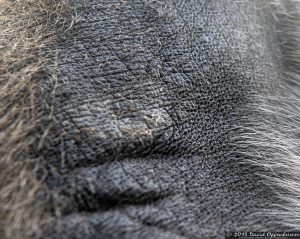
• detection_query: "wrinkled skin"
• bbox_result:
[37,0,288,238]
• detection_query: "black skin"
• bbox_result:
[38,0,287,238]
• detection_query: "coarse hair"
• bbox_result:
[237,0,300,230]
[0,1,79,238]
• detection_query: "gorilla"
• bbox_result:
[0,0,299,238]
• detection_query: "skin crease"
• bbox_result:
[3,0,293,238]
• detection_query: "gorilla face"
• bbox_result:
[1,0,299,239]
[39,1,285,238]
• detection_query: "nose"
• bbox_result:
[47,160,173,213]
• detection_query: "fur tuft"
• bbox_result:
[237,0,300,230]
[0,1,79,238]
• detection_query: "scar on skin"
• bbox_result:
[71,101,172,144]
[113,108,172,140]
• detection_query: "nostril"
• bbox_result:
[47,161,172,214]
[82,191,165,212]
